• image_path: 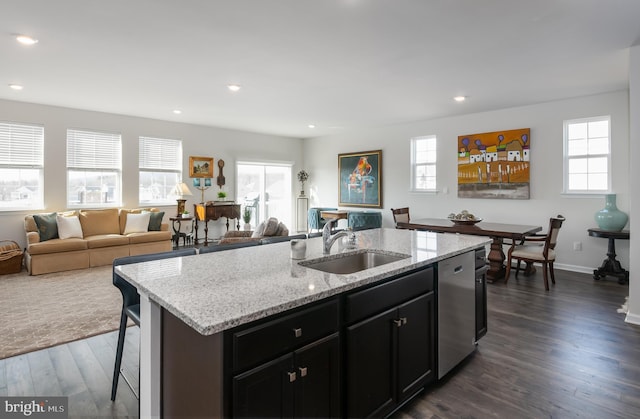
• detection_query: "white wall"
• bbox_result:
[627,44,639,325]
[0,99,303,247]
[304,91,630,274]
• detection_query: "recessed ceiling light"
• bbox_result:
[9,84,24,90]
[16,35,38,45]
[227,84,241,92]
[173,109,182,114]
[454,96,466,102]
[308,124,316,129]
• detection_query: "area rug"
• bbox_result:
[0,265,123,359]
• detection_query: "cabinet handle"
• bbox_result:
[401,317,408,325]
[393,319,403,327]
[293,328,303,338]
[287,371,297,382]
[299,367,307,377]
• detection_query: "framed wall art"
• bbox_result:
[189,156,214,178]
[457,128,530,199]
[338,149,382,208]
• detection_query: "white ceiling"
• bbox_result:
[3,0,640,139]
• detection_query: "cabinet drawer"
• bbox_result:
[475,248,486,269]
[232,299,339,372]
[345,267,434,324]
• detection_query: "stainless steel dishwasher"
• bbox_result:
[437,251,476,379]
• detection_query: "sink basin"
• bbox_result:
[300,250,410,275]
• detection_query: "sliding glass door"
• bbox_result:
[236,162,292,230]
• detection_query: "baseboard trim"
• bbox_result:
[625,312,640,326]
[507,261,593,275]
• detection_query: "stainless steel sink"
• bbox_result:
[300,250,410,275]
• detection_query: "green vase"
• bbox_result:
[594,194,628,232]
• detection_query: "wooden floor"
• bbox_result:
[1,269,638,418]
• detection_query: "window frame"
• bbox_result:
[138,136,183,206]
[410,135,437,192]
[0,121,45,211]
[66,128,122,208]
[562,115,611,195]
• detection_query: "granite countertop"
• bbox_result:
[115,228,490,336]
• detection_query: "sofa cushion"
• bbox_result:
[127,230,172,244]
[57,215,84,239]
[84,234,130,249]
[33,212,59,241]
[146,211,165,231]
[251,221,266,238]
[27,238,87,255]
[124,212,151,234]
[79,208,120,236]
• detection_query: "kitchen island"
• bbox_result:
[116,228,490,418]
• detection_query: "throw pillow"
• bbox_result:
[57,215,83,239]
[124,212,152,234]
[275,222,289,237]
[251,221,266,238]
[33,212,59,241]
[145,211,165,231]
[263,217,280,236]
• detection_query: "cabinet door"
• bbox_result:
[397,292,435,401]
[475,268,488,341]
[346,307,397,418]
[294,333,341,418]
[232,354,294,419]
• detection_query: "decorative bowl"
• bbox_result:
[449,218,482,225]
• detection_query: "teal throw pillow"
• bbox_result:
[147,211,165,231]
[33,212,59,241]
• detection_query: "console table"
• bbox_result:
[195,203,241,245]
[588,228,630,284]
[169,216,194,248]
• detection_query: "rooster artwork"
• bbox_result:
[338,150,382,207]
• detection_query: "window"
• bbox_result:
[563,116,610,193]
[236,162,292,229]
[139,136,182,205]
[411,135,437,191]
[0,121,44,210]
[67,129,121,207]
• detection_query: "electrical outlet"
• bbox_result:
[573,241,582,251]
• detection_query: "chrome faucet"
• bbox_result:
[323,218,349,254]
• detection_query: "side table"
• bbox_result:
[587,228,630,284]
[170,216,194,248]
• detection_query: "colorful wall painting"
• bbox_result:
[457,128,530,199]
[338,150,382,208]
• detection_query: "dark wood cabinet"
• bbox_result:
[233,333,340,418]
[230,299,340,418]
[345,268,435,418]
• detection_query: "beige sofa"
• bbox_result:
[24,208,172,275]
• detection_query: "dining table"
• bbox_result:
[396,218,542,282]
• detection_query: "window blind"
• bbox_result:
[67,129,121,169]
[0,122,44,166]
[139,136,182,170]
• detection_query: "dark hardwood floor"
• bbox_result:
[1,269,637,418]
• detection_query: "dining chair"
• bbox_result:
[504,215,566,291]
[111,248,197,401]
[307,207,338,232]
[390,207,410,228]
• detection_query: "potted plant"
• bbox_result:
[181,210,190,218]
[217,191,227,201]
[242,206,252,231]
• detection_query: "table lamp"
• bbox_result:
[173,182,193,216]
